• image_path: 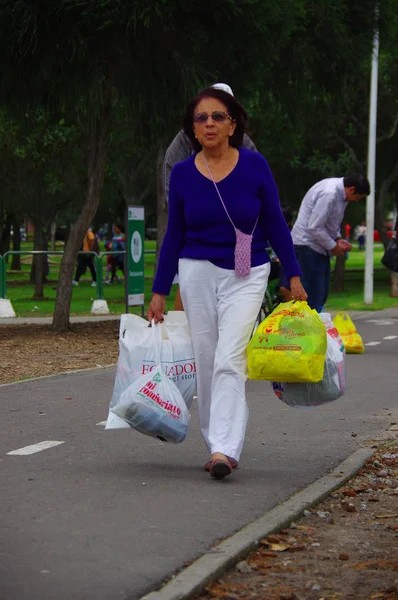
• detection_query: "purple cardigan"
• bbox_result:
[153,147,301,295]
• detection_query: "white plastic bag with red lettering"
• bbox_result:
[106,312,195,433]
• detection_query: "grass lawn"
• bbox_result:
[341,243,384,270]
[2,241,397,317]
[325,269,398,312]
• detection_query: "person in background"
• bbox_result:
[109,224,125,284]
[72,227,97,287]
[149,87,307,480]
[343,222,352,260]
[291,175,370,311]
[162,83,257,311]
[357,220,366,251]
[103,240,115,284]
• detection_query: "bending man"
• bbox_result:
[291,174,370,311]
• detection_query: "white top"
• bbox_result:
[291,178,347,255]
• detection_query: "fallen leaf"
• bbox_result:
[260,540,291,552]
[266,534,283,543]
[342,488,357,497]
[375,514,398,519]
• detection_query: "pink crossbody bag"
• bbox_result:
[203,154,258,278]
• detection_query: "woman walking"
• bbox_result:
[148,87,306,479]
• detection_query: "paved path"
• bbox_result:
[0,310,398,600]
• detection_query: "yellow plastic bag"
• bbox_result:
[247,301,327,383]
[333,312,364,354]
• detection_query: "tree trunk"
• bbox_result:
[52,89,112,332]
[390,272,398,297]
[10,216,21,270]
[0,214,11,257]
[332,255,346,292]
[155,142,166,272]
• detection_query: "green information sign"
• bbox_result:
[126,205,145,307]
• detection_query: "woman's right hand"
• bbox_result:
[289,277,308,302]
[148,293,166,324]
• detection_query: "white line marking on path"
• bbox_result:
[96,421,107,426]
[7,441,65,456]
[383,335,398,340]
[365,319,395,325]
[365,341,381,346]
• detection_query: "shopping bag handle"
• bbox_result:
[151,319,163,367]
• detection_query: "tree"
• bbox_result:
[0,108,83,297]
[0,0,306,330]
[244,0,398,294]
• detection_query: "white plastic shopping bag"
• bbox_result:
[106,311,195,431]
[108,320,190,442]
[272,313,346,407]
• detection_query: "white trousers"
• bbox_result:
[179,259,270,461]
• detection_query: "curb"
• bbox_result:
[139,448,374,600]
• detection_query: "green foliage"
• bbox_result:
[243,0,398,213]
[1,0,398,233]
[0,108,83,223]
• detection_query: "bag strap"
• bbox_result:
[151,319,163,368]
[202,153,258,235]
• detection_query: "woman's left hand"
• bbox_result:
[289,277,308,301]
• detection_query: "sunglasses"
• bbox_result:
[193,111,234,123]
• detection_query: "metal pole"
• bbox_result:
[364,3,379,305]
[96,254,103,300]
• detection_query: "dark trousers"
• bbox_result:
[294,245,330,311]
[74,255,96,282]
[111,258,124,282]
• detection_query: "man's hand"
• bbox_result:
[148,293,166,324]
[331,239,352,257]
[289,276,308,301]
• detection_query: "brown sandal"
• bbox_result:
[209,459,232,479]
[204,456,238,472]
